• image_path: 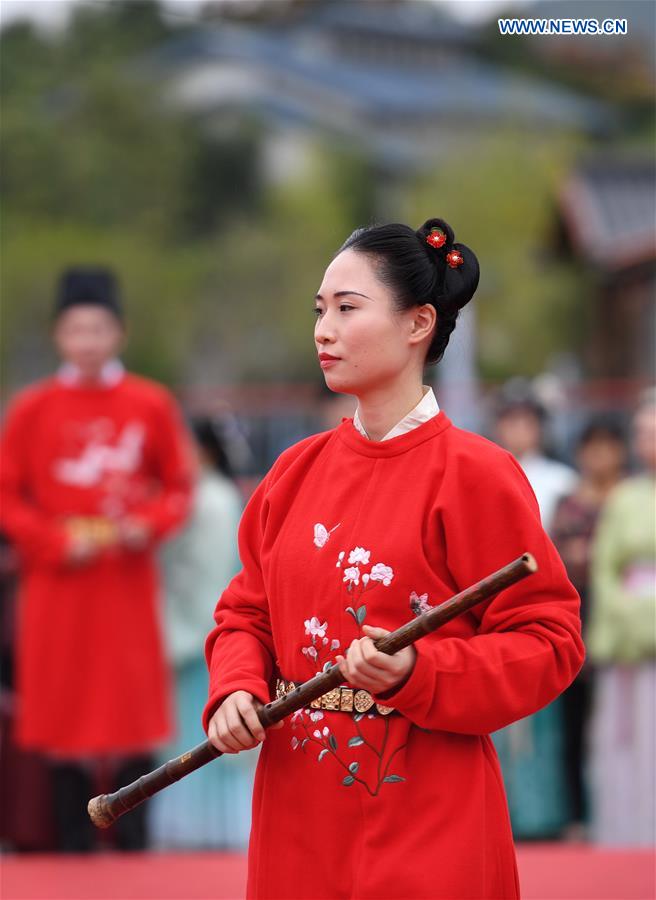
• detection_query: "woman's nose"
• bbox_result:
[315,313,336,344]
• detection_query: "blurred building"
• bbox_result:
[2,0,650,476]
[142,0,621,435]
[556,156,656,382]
[146,0,613,185]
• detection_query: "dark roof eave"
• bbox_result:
[558,177,656,271]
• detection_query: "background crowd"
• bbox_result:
[0,0,654,858]
[0,279,653,851]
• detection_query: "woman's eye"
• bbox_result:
[312,305,354,316]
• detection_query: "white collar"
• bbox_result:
[353,385,440,441]
[57,359,125,389]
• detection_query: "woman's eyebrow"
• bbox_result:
[314,290,372,300]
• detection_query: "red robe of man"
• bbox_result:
[204,413,585,899]
[0,369,192,756]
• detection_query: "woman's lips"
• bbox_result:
[320,358,340,369]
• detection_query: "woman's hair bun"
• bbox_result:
[416,217,480,313]
[415,217,455,247]
[338,215,481,365]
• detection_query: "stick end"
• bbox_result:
[88,794,115,829]
[521,552,538,573]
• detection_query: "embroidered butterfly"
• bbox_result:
[313,522,340,548]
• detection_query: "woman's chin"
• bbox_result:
[322,371,355,394]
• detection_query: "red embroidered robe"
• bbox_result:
[0,373,192,755]
[204,413,584,899]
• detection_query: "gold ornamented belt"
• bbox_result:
[275,677,396,717]
[66,516,118,547]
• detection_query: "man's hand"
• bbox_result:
[65,517,120,563]
[336,624,416,695]
[119,518,152,552]
[208,690,283,754]
[65,532,99,566]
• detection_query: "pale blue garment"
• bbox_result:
[492,702,569,838]
[149,471,258,849]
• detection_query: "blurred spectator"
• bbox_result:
[0,268,192,852]
[491,382,578,838]
[551,419,627,837]
[587,389,656,846]
[493,383,577,531]
[149,415,255,849]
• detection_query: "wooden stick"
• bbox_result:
[88,552,537,827]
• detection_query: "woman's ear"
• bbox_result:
[408,303,436,345]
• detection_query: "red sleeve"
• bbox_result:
[0,395,69,567]
[129,392,194,541]
[202,470,276,731]
[377,449,585,735]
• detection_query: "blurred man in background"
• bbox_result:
[0,268,192,851]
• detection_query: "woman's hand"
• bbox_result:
[208,690,283,754]
[336,624,416,696]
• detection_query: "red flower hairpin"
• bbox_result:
[446,249,464,269]
[426,228,447,249]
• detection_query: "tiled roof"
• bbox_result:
[559,158,656,269]
[148,22,612,134]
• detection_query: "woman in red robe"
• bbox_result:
[0,268,192,850]
[204,219,584,898]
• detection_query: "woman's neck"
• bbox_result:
[356,378,426,442]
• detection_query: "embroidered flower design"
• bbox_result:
[290,538,407,796]
[348,547,370,565]
[369,563,394,586]
[346,604,367,626]
[300,616,339,674]
[313,522,340,548]
[304,617,328,639]
[409,591,432,616]
[290,701,407,796]
[336,547,396,622]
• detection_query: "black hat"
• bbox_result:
[54,267,123,320]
